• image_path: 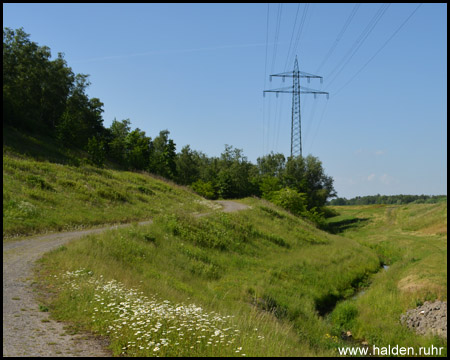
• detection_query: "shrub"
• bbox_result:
[191,180,217,200]
[271,188,307,216]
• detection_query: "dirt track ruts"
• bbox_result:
[3,201,248,357]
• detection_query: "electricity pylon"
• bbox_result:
[264,56,329,158]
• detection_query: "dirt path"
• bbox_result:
[3,201,248,357]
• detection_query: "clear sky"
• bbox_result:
[3,3,447,198]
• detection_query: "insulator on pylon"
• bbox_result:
[320,78,323,84]
[282,76,285,82]
[307,78,310,83]
[276,92,279,98]
[326,94,329,100]
[263,92,266,98]
[314,93,317,99]
[270,76,272,82]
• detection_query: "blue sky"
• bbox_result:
[3,3,447,198]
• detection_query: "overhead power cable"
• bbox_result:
[334,3,423,96]
[315,3,360,74]
[325,3,390,89]
[288,3,309,68]
[284,3,301,72]
[262,3,270,155]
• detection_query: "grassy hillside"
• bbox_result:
[3,152,212,240]
[4,132,446,356]
[35,196,383,356]
[326,204,447,353]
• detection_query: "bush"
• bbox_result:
[191,180,217,200]
[271,188,307,216]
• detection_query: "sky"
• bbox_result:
[3,3,447,198]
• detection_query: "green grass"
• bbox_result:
[3,153,213,239]
[4,132,446,356]
[34,196,384,357]
[325,204,447,355]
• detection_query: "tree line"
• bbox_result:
[328,194,447,206]
[3,27,337,225]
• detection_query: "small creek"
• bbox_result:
[336,263,391,354]
[351,264,389,300]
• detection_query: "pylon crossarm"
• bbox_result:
[263,86,294,93]
[270,72,322,79]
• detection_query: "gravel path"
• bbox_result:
[3,201,248,357]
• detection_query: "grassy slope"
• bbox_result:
[4,137,383,355]
[4,129,446,356]
[327,204,447,354]
[35,197,382,356]
[3,152,212,239]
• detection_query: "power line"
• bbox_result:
[262,3,270,155]
[270,3,283,74]
[308,99,330,152]
[266,4,283,154]
[334,3,423,96]
[284,3,301,72]
[325,3,390,89]
[315,3,360,74]
[288,3,309,68]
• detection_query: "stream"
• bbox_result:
[351,264,389,300]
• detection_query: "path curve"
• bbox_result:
[3,201,248,357]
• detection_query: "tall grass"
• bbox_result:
[326,203,447,356]
[3,154,211,239]
[35,198,383,356]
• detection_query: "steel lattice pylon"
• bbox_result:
[264,56,329,158]
[291,57,301,157]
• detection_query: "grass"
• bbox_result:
[34,196,385,357]
[3,153,213,240]
[325,203,447,355]
[4,130,446,356]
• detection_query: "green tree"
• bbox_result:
[86,136,106,167]
[55,74,104,148]
[124,128,152,170]
[257,152,286,177]
[149,130,177,179]
[3,27,74,133]
[107,118,131,166]
[175,145,202,185]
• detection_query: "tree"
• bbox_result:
[108,118,131,166]
[86,136,106,167]
[175,145,202,185]
[149,130,177,179]
[3,27,74,133]
[257,152,286,177]
[55,74,104,148]
[124,128,152,170]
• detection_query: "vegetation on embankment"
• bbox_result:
[4,27,337,226]
[3,151,212,240]
[325,203,447,355]
[34,196,382,357]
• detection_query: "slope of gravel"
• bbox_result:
[3,201,248,357]
[400,300,447,339]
